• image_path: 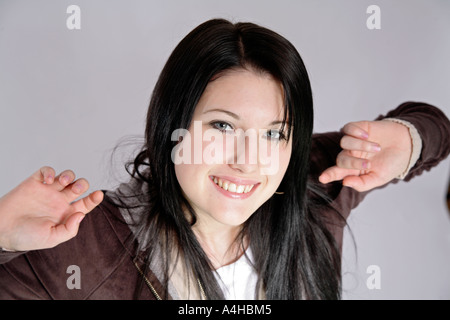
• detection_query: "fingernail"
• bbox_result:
[372,144,381,152]
[60,174,69,185]
[78,215,85,224]
[45,175,54,184]
[362,161,370,169]
[73,183,83,194]
[361,131,369,139]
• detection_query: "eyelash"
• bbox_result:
[266,129,287,141]
[209,121,287,141]
[211,121,234,133]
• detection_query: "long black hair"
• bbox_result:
[123,18,342,299]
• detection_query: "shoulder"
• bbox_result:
[80,191,136,252]
[0,192,137,299]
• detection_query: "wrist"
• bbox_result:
[382,118,422,179]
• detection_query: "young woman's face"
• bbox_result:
[174,69,292,230]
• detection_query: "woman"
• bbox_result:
[0,19,449,300]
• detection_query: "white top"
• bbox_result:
[214,249,258,300]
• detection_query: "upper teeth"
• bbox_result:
[212,177,254,194]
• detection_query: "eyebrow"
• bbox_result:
[203,108,240,120]
[203,108,286,126]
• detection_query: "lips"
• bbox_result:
[211,176,254,194]
[209,175,259,199]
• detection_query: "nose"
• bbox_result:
[227,130,259,174]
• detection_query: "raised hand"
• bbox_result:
[319,120,413,192]
[0,166,103,251]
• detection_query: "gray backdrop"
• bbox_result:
[1,0,449,299]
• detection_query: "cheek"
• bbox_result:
[271,148,291,186]
[175,163,206,213]
[173,122,228,166]
[279,144,292,172]
[201,131,230,165]
[175,163,207,192]
[270,140,292,185]
[174,163,189,195]
[258,140,292,177]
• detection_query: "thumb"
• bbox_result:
[319,166,360,184]
[48,212,86,248]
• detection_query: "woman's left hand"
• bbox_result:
[319,120,413,192]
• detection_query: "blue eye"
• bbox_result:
[211,121,234,133]
[266,129,286,141]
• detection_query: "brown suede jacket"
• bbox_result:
[1,102,449,300]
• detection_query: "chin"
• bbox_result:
[212,209,254,227]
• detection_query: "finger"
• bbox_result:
[336,151,371,171]
[61,178,90,202]
[47,212,86,247]
[319,165,361,184]
[341,122,370,139]
[71,190,104,214]
[32,166,56,184]
[342,173,378,192]
[44,169,77,192]
[55,170,76,190]
[340,136,381,153]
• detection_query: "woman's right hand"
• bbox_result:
[0,166,104,252]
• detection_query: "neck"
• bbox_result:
[192,220,246,270]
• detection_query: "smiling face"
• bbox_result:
[174,68,292,231]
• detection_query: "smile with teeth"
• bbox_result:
[211,176,255,194]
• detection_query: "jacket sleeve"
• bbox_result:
[375,101,450,182]
[0,249,27,265]
[0,196,140,299]
[309,101,450,220]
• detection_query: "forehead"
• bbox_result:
[194,69,285,122]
